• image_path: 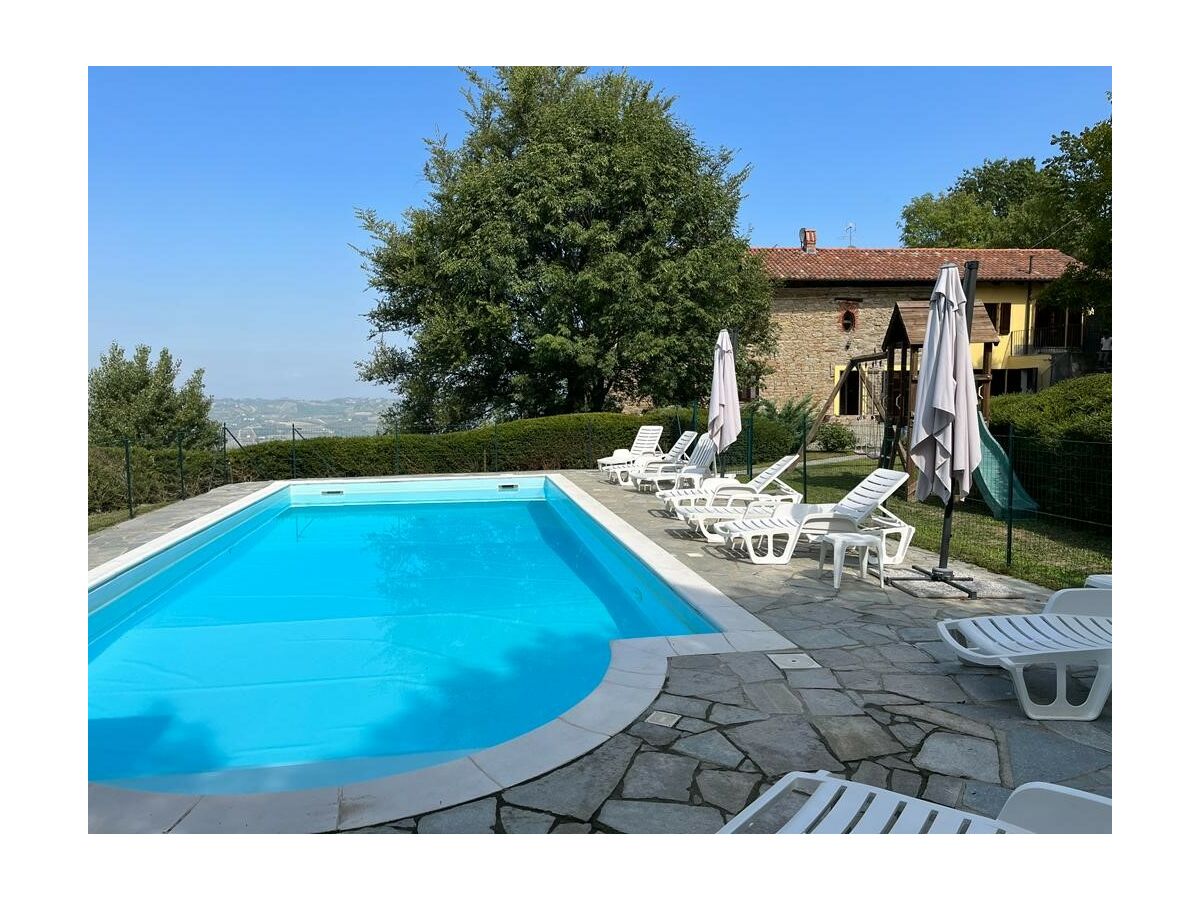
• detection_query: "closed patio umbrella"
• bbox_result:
[708,329,742,459]
[891,261,982,597]
[910,263,981,503]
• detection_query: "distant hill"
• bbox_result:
[211,398,392,444]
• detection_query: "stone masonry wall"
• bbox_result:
[761,285,913,406]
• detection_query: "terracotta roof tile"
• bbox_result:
[752,247,1077,283]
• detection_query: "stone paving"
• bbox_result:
[89,482,270,569]
[343,471,1111,834]
[88,473,1111,834]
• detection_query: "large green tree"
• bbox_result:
[899,106,1112,321]
[357,66,776,433]
[88,342,220,448]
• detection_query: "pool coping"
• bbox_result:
[88,473,795,833]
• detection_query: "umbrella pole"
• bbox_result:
[936,491,955,572]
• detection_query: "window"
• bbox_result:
[984,303,1011,335]
[836,298,861,333]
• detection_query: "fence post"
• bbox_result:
[124,438,134,519]
[222,424,230,484]
[802,434,808,499]
[746,409,755,478]
[291,424,298,479]
[393,424,400,476]
[177,433,186,500]
[1006,423,1015,568]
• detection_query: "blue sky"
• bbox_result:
[89,66,1111,398]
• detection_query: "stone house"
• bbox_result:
[752,230,1082,418]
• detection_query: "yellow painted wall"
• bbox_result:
[969,283,1053,388]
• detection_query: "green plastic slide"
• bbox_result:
[974,411,1039,520]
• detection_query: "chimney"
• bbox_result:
[801,228,817,253]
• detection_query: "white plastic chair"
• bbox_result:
[1085,573,1112,589]
[631,435,717,492]
[606,431,696,485]
[719,770,1111,834]
[937,588,1112,721]
[715,468,910,565]
[656,454,796,514]
[596,425,663,469]
[676,455,802,540]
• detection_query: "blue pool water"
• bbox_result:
[88,477,714,793]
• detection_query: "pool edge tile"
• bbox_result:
[667,633,736,655]
[170,785,341,834]
[336,757,502,831]
[559,680,660,735]
[469,718,609,789]
[725,630,799,652]
[89,784,202,834]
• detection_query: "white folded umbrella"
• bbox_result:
[708,329,742,454]
[909,263,981,503]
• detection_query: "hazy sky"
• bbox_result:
[88,66,1112,398]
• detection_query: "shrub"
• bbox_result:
[87,409,793,513]
[989,374,1112,524]
[748,396,817,453]
[815,423,856,453]
[990,373,1111,443]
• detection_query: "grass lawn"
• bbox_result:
[88,501,173,533]
[785,458,1111,590]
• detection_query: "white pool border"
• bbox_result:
[88,473,794,833]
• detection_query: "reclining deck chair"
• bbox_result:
[630,434,717,492]
[719,770,1111,834]
[606,431,696,485]
[715,468,911,565]
[937,588,1112,721]
[675,455,802,541]
[595,425,663,470]
[657,453,799,514]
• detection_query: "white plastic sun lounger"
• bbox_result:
[715,468,911,565]
[606,431,696,485]
[937,588,1112,721]
[676,455,802,541]
[630,434,717,492]
[1084,573,1112,589]
[719,770,1111,834]
[596,425,663,469]
[661,453,800,514]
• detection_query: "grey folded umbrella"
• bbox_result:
[909,263,981,503]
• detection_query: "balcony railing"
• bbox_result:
[1011,324,1087,355]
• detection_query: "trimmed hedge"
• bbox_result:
[88,409,792,513]
[991,374,1111,443]
[988,375,1112,524]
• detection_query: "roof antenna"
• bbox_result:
[844,222,856,247]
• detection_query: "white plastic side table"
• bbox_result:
[818,532,885,590]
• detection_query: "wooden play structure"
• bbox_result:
[804,283,1001,502]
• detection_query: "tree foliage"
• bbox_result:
[899,104,1112,321]
[357,66,776,433]
[88,342,220,448]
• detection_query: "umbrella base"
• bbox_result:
[888,565,978,599]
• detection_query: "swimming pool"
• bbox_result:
[89,475,721,795]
